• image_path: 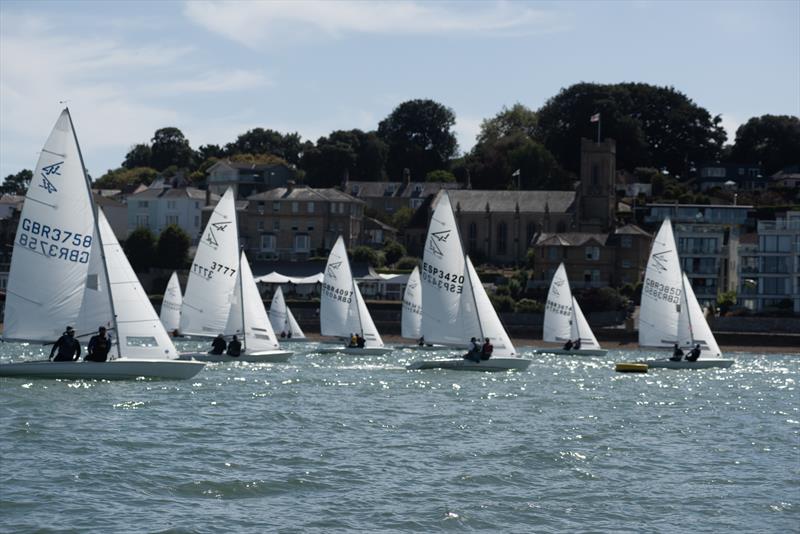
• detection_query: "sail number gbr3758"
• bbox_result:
[17,217,92,263]
[421,262,464,294]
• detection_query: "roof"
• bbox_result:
[208,160,289,172]
[251,259,372,278]
[439,189,576,213]
[0,194,24,205]
[247,186,363,204]
[345,180,461,199]
[614,224,651,237]
[533,232,610,247]
[128,187,211,200]
[364,217,397,232]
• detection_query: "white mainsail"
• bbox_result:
[224,251,280,352]
[543,263,573,343]
[571,297,601,350]
[268,286,306,339]
[180,188,239,337]
[320,236,384,347]
[677,273,722,358]
[639,218,681,348]
[464,256,516,357]
[160,271,182,333]
[400,266,423,340]
[3,110,96,342]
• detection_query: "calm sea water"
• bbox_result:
[0,341,797,533]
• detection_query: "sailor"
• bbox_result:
[85,326,111,362]
[210,334,227,355]
[280,331,287,339]
[670,343,684,362]
[480,338,494,360]
[573,338,582,350]
[349,333,358,347]
[686,344,701,362]
[418,336,425,347]
[49,326,81,362]
[226,335,242,357]
[287,331,292,339]
[463,337,481,362]
[562,339,574,351]
[356,333,366,348]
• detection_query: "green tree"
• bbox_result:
[123,227,157,272]
[122,143,152,169]
[150,127,194,171]
[156,225,191,269]
[391,206,414,230]
[476,103,538,145]
[301,129,388,187]
[730,115,800,175]
[425,170,456,182]
[196,144,226,161]
[94,167,158,189]
[382,240,407,265]
[716,290,737,316]
[0,169,32,194]
[350,245,384,267]
[378,99,458,181]
[394,256,419,270]
[225,128,304,165]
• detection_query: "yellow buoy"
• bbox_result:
[615,362,648,373]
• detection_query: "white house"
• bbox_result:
[127,186,217,243]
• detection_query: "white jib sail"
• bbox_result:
[420,193,468,346]
[677,272,722,358]
[97,210,178,360]
[353,280,384,348]
[4,109,96,342]
[269,286,306,339]
[160,271,182,333]
[639,218,682,348]
[401,266,423,340]
[464,255,516,357]
[543,263,573,343]
[320,236,356,338]
[180,187,239,337]
[225,251,279,352]
[571,297,601,349]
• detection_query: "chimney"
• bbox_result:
[284,180,295,198]
[403,168,411,185]
[465,169,472,190]
[205,188,211,206]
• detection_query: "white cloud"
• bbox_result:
[454,115,483,155]
[719,113,741,144]
[183,0,562,48]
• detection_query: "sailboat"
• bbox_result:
[268,286,307,341]
[395,266,446,350]
[0,109,205,380]
[160,271,182,335]
[534,263,607,356]
[317,236,392,355]
[406,193,531,371]
[180,188,291,363]
[637,219,733,369]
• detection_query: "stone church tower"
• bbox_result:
[578,138,616,232]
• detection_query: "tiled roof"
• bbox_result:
[439,189,576,213]
[614,224,651,237]
[345,181,461,199]
[533,232,610,246]
[128,187,211,200]
[247,186,362,204]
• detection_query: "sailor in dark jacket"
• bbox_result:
[85,326,111,362]
[49,326,81,362]
[210,334,227,355]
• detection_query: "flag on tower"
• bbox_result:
[590,113,600,123]
[512,169,521,177]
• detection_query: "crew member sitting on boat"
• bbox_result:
[280,331,287,339]
[562,339,573,351]
[686,344,701,362]
[670,343,684,362]
[49,326,81,362]
[356,333,366,348]
[348,333,358,347]
[85,326,111,362]
[418,336,425,347]
[573,338,582,350]
[210,334,227,355]
[481,338,494,360]
[463,337,481,362]
[226,335,242,357]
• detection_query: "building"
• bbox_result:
[95,194,128,240]
[696,163,767,191]
[343,176,462,215]
[577,138,617,232]
[206,160,293,199]
[238,182,365,261]
[127,185,214,243]
[738,212,800,313]
[674,223,740,306]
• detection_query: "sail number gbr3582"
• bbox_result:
[17,217,92,263]
[421,262,464,293]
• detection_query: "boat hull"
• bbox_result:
[316,347,394,356]
[406,357,531,372]
[532,348,608,357]
[393,344,450,351]
[644,358,734,369]
[0,359,205,380]
[181,350,293,363]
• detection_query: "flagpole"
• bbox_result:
[597,116,601,143]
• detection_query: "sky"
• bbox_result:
[1,0,798,180]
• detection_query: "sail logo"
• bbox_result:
[204,229,219,248]
[39,161,63,194]
[651,250,671,273]
[326,261,341,280]
[427,229,451,258]
[552,278,565,295]
[212,221,231,232]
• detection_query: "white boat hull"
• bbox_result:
[316,346,394,356]
[406,357,531,372]
[0,359,205,380]
[644,358,734,369]
[532,348,608,357]
[180,350,293,363]
[394,344,450,351]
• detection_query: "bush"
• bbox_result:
[157,224,191,269]
[394,256,419,270]
[495,285,510,296]
[578,286,629,313]
[351,246,384,267]
[515,298,544,313]
[123,227,157,272]
[382,240,407,265]
[490,294,515,313]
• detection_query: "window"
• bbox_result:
[273,220,280,231]
[135,214,149,227]
[294,234,310,252]
[497,222,507,254]
[257,221,265,231]
[547,246,560,261]
[260,234,276,251]
[292,201,299,213]
[410,198,424,209]
[526,222,536,246]
[585,246,600,260]
[762,277,788,295]
[584,270,600,283]
[591,164,599,186]
[165,215,179,225]
[621,236,632,248]
[307,202,315,213]
[272,201,280,212]
[468,222,478,252]
[167,200,176,209]
[622,259,632,268]
[762,256,789,274]
[138,201,149,208]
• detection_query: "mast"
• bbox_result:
[238,246,246,352]
[571,296,581,341]
[465,254,485,341]
[681,273,693,348]
[67,108,121,359]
